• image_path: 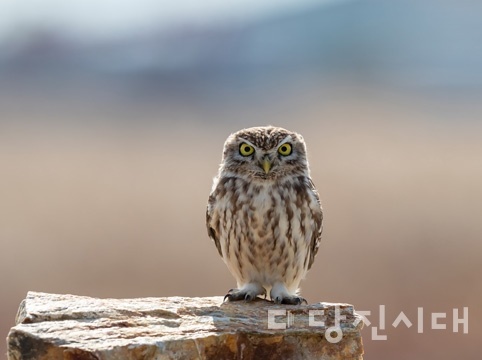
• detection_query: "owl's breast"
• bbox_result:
[246,183,286,241]
[209,175,320,287]
[209,176,317,252]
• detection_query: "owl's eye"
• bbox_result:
[239,143,255,156]
[278,143,292,156]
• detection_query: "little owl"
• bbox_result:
[206,126,322,305]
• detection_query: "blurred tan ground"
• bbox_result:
[1,87,481,359]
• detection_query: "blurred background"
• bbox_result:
[1,0,481,358]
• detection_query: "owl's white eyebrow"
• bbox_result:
[278,135,293,146]
[238,138,256,147]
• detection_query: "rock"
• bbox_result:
[7,292,364,359]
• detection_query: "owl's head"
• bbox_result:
[220,126,310,180]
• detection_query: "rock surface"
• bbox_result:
[7,292,364,360]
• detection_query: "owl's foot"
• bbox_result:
[272,295,307,305]
[223,283,266,302]
[270,282,307,305]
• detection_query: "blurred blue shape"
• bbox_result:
[0,0,481,107]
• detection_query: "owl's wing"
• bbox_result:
[307,178,323,270]
[206,196,223,257]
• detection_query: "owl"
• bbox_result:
[206,126,323,305]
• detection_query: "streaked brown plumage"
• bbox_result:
[206,126,322,304]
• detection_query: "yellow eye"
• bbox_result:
[239,143,255,156]
[278,143,292,156]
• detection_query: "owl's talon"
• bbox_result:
[224,289,242,302]
[223,286,265,302]
[223,289,248,302]
[281,295,307,305]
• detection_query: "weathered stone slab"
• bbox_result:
[7,292,364,359]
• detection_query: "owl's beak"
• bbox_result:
[261,157,272,174]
